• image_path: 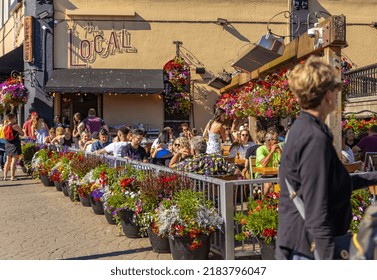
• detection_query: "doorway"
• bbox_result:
[61,93,101,126]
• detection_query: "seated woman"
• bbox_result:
[78,131,91,150]
[50,127,65,145]
[60,127,75,147]
[229,129,256,159]
[43,128,56,144]
[151,130,173,165]
[167,137,192,168]
[223,125,234,144]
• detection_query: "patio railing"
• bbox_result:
[346,63,377,99]
[74,149,280,260]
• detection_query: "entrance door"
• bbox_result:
[61,93,100,126]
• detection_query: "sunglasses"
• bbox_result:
[174,143,180,147]
[241,134,249,137]
[267,138,278,141]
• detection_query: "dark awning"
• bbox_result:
[0,45,24,79]
[45,69,164,94]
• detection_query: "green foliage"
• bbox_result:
[234,192,279,245]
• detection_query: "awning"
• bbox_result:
[0,45,24,78]
[45,69,164,94]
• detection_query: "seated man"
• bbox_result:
[352,125,377,161]
[172,136,239,176]
[91,129,112,152]
[120,129,149,162]
[256,132,282,194]
[256,132,282,169]
[94,126,130,157]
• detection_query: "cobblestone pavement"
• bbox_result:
[0,169,172,260]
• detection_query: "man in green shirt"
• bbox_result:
[256,132,282,194]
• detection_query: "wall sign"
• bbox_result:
[24,16,33,63]
[69,23,138,68]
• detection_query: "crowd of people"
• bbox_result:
[2,103,377,183]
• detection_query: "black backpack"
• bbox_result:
[349,205,377,260]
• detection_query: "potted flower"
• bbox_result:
[50,161,64,191]
[77,170,95,207]
[234,192,279,260]
[68,154,104,202]
[350,189,371,233]
[138,172,193,253]
[31,148,58,186]
[154,189,223,260]
[21,142,39,175]
[104,177,143,238]
[102,165,146,236]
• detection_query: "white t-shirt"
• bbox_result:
[342,147,355,164]
[151,138,159,149]
[105,141,129,157]
[229,142,256,159]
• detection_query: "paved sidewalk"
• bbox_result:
[0,169,171,260]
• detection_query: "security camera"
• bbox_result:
[307,27,322,38]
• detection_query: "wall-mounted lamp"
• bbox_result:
[195,67,206,74]
[232,33,285,73]
[38,10,51,19]
[216,18,229,26]
[372,22,377,28]
[208,70,232,89]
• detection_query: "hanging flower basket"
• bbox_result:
[163,57,191,115]
[0,77,29,109]
[215,56,354,120]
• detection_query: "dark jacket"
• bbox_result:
[277,111,377,260]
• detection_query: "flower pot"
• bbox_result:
[89,195,104,215]
[40,174,54,187]
[53,181,63,192]
[67,184,79,202]
[79,194,91,207]
[104,210,117,225]
[118,210,141,238]
[21,166,27,174]
[61,181,69,197]
[260,241,276,260]
[147,226,170,253]
[169,234,211,260]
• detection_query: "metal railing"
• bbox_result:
[346,63,377,98]
[72,149,279,260]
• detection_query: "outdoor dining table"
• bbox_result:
[254,167,279,176]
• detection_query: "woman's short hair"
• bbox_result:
[289,56,339,109]
[56,126,64,136]
[190,136,207,154]
[176,136,190,150]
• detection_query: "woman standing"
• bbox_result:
[3,113,24,181]
[203,108,226,154]
[277,56,377,260]
[72,112,83,141]
[34,117,49,144]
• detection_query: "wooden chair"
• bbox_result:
[241,156,256,179]
[221,144,231,156]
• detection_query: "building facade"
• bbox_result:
[1,0,376,132]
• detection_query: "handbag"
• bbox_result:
[285,178,351,260]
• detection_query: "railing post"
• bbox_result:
[220,181,235,260]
